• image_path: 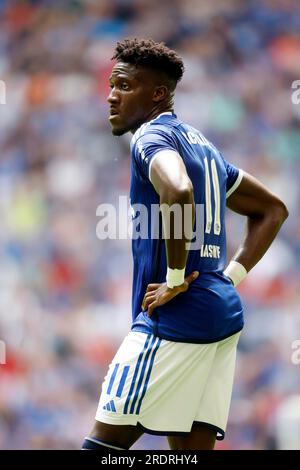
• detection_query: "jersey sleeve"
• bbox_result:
[132,127,178,182]
[220,153,244,198]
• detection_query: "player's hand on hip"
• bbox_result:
[141,271,199,317]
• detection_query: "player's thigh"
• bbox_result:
[90,420,144,449]
[167,422,216,450]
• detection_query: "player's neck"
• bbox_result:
[131,107,173,134]
[147,107,173,122]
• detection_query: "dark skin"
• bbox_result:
[108,62,199,317]
[108,61,174,136]
[226,171,288,271]
[87,61,288,450]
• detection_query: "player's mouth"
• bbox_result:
[109,108,120,119]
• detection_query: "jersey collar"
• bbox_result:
[131,112,175,144]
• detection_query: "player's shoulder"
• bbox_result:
[131,117,177,149]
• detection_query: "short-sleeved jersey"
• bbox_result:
[129,112,244,343]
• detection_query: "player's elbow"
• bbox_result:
[269,198,289,226]
[162,181,194,205]
[172,183,194,204]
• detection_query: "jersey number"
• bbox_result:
[204,157,221,235]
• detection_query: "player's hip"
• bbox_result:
[131,307,244,343]
[95,330,241,435]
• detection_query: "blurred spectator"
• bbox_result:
[0,0,299,450]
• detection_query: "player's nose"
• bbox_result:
[107,89,119,104]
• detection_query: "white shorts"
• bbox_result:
[95,331,241,439]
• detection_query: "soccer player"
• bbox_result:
[82,39,288,451]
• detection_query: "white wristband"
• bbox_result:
[224,261,247,287]
[166,267,185,288]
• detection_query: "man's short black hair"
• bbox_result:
[112,38,184,88]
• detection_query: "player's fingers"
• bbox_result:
[144,290,157,299]
[142,295,156,311]
[146,283,160,293]
[142,291,157,305]
[147,300,158,317]
[185,271,199,285]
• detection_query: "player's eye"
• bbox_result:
[121,82,129,90]
[109,83,114,89]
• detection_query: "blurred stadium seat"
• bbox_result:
[0,0,299,450]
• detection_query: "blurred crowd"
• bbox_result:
[0,0,299,450]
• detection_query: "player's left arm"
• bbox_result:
[141,149,199,316]
[225,171,289,285]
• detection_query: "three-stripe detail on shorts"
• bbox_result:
[135,337,161,415]
[116,365,130,398]
[106,363,119,395]
[103,400,116,412]
[123,334,161,415]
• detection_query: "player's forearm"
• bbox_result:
[160,186,195,270]
[231,205,288,272]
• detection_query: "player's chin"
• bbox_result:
[110,121,128,136]
[111,126,127,136]
[109,115,132,136]
[108,115,124,135]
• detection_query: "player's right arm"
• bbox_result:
[225,171,288,283]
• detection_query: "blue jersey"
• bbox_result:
[129,112,244,343]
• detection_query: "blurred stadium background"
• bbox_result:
[0,0,299,450]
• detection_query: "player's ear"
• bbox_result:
[153,85,168,102]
